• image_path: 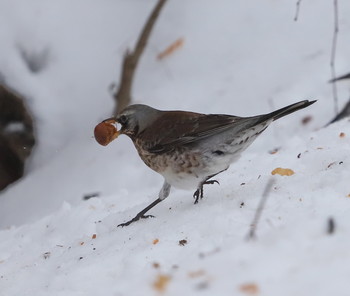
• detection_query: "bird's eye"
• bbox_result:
[119,115,127,125]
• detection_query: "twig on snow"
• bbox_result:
[247,178,275,240]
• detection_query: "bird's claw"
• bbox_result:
[118,214,155,227]
[204,179,220,185]
[193,189,201,204]
[193,179,220,204]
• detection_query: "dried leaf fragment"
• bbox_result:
[301,115,313,125]
[327,162,336,169]
[178,239,187,246]
[153,239,159,245]
[153,274,171,293]
[269,147,279,154]
[239,283,259,295]
[157,38,184,60]
[188,269,206,278]
[271,167,295,176]
[152,262,160,269]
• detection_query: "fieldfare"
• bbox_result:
[95,100,316,226]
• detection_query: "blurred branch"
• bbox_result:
[327,217,335,235]
[113,0,167,115]
[294,0,303,21]
[328,72,350,124]
[247,179,274,240]
[328,96,350,124]
[330,0,339,114]
[329,72,350,83]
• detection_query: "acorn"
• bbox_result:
[94,119,119,146]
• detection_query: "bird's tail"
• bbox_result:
[259,100,316,123]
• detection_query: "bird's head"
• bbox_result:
[116,104,161,138]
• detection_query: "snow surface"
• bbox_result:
[1,0,350,295]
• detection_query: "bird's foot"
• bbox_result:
[193,179,220,204]
[203,179,220,186]
[118,214,155,227]
[193,187,203,204]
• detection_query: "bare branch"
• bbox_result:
[113,0,167,115]
[330,0,339,114]
[247,179,275,240]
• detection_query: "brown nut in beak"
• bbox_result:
[94,119,119,146]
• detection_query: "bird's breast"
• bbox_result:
[133,141,211,189]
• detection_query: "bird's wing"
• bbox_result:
[138,111,241,153]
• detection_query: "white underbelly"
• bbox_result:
[160,153,238,190]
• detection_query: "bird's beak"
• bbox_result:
[102,117,117,123]
[113,116,125,135]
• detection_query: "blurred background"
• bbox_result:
[1,1,350,295]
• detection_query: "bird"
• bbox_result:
[102,100,316,226]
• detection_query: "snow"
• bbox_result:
[1,0,350,295]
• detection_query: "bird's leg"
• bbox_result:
[118,181,171,227]
[117,199,161,227]
[193,169,228,204]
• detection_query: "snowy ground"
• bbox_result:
[1,0,350,295]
